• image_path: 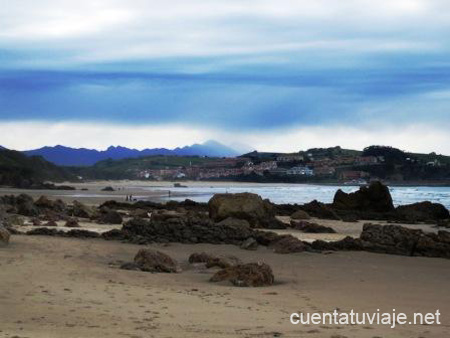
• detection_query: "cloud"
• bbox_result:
[1,121,449,156]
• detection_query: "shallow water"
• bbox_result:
[146,184,450,209]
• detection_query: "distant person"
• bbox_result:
[168,190,171,198]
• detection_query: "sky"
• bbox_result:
[0,0,449,154]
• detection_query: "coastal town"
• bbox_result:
[133,146,448,183]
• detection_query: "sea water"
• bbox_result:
[148,184,450,209]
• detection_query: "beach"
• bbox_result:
[1,235,449,338]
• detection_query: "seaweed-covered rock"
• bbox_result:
[210,262,274,287]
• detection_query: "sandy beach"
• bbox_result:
[1,235,449,338]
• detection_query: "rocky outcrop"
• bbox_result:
[290,220,336,233]
[311,223,450,259]
[396,202,450,222]
[208,193,285,229]
[300,200,340,220]
[210,262,274,287]
[332,181,394,213]
[121,214,255,245]
[133,249,180,273]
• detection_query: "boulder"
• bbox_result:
[130,209,150,218]
[44,220,58,227]
[300,200,340,220]
[290,220,336,233]
[359,223,421,256]
[65,218,80,228]
[188,252,212,264]
[72,200,96,219]
[396,202,450,222]
[98,210,123,224]
[16,194,39,216]
[332,181,394,213]
[291,210,311,220]
[240,237,259,250]
[102,186,115,191]
[210,262,274,287]
[270,235,308,254]
[31,218,42,226]
[208,193,279,228]
[188,252,242,268]
[0,226,10,246]
[133,249,180,273]
[34,196,66,212]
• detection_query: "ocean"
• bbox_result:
[147,184,450,209]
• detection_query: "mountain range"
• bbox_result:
[22,140,241,166]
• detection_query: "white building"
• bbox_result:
[286,166,314,176]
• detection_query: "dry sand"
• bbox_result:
[1,235,449,338]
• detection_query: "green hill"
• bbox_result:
[0,149,74,187]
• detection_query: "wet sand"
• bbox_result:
[1,235,449,338]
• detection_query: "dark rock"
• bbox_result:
[130,209,150,218]
[210,262,274,287]
[27,227,63,236]
[72,200,96,219]
[98,210,123,224]
[101,229,125,240]
[34,196,66,212]
[396,202,450,222]
[300,200,340,220]
[240,237,258,250]
[291,210,311,220]
[133,249,180,273]
[332,181,394,213]
[290,220,336,233]
[270,235,308,254]
[188,252,242,268]
[360,223,422,256]
[311,236,364,251]
[102,186,115,191]
[188,252,212,264]
[0,226,10,246]
[65,218,80,228]
[16,194,39,216]
[217,217,251,229]
[44,220,58,227]
[205,255,242,269]
[120,262,140,271]
[31,218,42,226]
[65,229,100,238]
